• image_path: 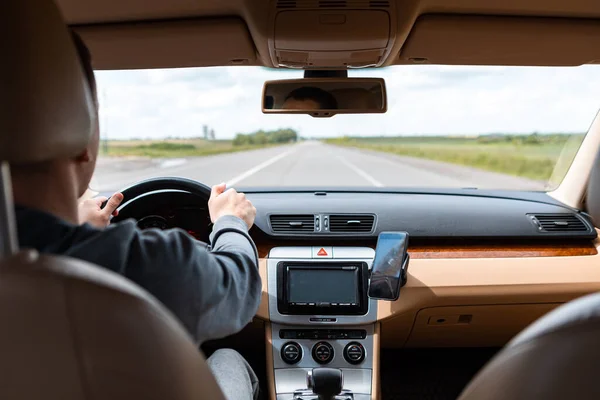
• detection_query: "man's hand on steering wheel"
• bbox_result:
[208,183,257,229]
[79,192,124,228]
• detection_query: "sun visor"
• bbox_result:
[398,15,600,66]
[74,18,257,70]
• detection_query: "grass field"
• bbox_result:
[324,134,586,184]
[98,138,273,158]
[99,134,586,186]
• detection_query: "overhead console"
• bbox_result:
[267,0,398,68]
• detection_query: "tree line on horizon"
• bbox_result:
[100,131,583,145]
[327,132,584,146]
[233,128,298,146]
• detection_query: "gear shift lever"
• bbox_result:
[307,368,343,400]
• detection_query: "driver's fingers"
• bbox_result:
[93,196,108,207]
[102,192,124,217]
[211,183,227,198]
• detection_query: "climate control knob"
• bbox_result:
[281,342,302,364]
[312,341,335,364]
[343,342,365,365]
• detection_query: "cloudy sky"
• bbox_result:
[95,65,600,140]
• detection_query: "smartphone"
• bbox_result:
[368,232,409,300]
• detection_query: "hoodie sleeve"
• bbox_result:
[121,215,260,343]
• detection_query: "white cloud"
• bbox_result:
[95,65,600,140]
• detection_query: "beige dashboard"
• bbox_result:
[256,235,600,348]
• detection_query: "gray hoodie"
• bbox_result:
[16,206,261,343]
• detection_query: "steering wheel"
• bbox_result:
[109,177,212,223]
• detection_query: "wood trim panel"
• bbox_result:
[265,322,276,400]
[256,241,597,259]
[407,243,598,258]
[377,237,600,323]
[256,259,269,320]
[257,237,600,349]
[257,243,274,258]
[371,323,381,400]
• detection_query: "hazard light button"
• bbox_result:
[312,246,333,258]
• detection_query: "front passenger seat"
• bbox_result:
[459,150,600,400]
[0,1,225,399]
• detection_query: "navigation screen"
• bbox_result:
[288,267,358,304]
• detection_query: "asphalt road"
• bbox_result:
[91,141,545,193]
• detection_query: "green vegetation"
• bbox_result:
[99,130,585,187]
[325,133,585,184]
[233,129,298,146]
[100,129,299,158]
[99,138,273,158]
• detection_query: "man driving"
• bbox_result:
[11,32,261,400]
[282,86,338,110]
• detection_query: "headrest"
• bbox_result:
[0,250,226,399]
[459,293,600,400]
[588,150,600,226]
[0,0,95,164]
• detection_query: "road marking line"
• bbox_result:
[226,149,296,187]
[336,155,384,187]
[160,158,187,168]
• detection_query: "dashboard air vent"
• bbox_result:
[276,0,389,8]
[270,215,315,233]
[276,0,297,8]
[319,0,347,7]
[369,0,390,7]
[329,214,375,233]
[528,213,589,233]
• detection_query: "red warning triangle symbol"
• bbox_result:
[317,248,328,256]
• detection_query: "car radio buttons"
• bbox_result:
[281,342,303,365]
[343,342,366,365]
[312,341,335,364]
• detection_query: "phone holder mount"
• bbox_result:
[367,231,410,301]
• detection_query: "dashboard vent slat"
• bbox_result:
[329,214,375,233]
[270,215,315,233]
[276,0,297,8]
[276,0,389,8]
[528,213,589,233]
[369,0,390,7]
[319,0,347,7]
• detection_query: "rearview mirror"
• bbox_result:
[262,78,387,118]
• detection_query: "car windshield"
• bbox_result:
[91,65,598,193]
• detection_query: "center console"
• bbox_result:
[267,247,377,400]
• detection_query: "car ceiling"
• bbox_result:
[57,0,600,25]
[56,0,600,70]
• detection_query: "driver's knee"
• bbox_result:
[208,348,246,367]
[207,349,260,400]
